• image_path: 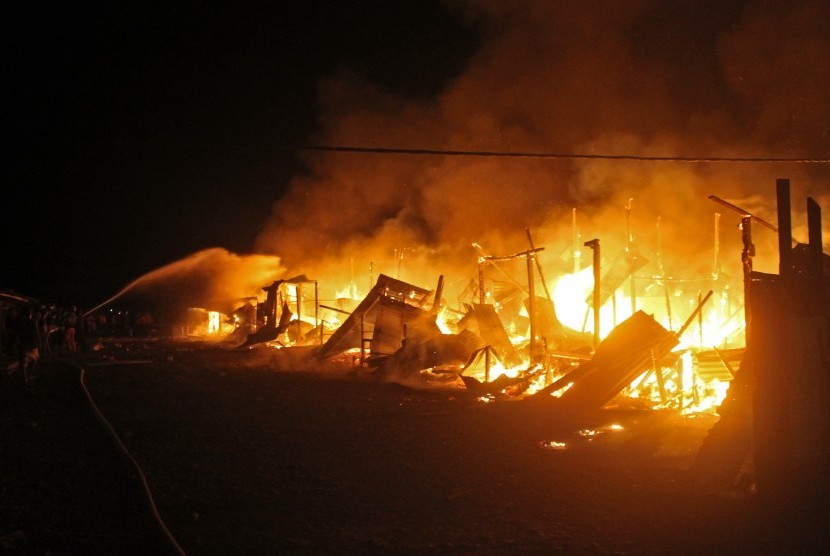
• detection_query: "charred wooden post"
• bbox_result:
[584,238,601,349]
[777,179,793,276]
[296,283,303,326]
[478,259,486,305]
[315,281,322,345]
[432,275,445,314]
[525,227,553,303]
[360,312,365,367]
[808,197,823,278]
[678,290,713,337]
[739,216,754,335]
[527,252,537,363]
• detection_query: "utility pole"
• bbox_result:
[584,238,601,349]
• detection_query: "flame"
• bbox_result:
[335,284,361,301]
[625,350,730,413]
[240,0,826,410]
[551,267,611,338]
[435,309,452,334]
[207,311,221,334]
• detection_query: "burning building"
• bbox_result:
[234,0,829,497]
[84,0,829,504]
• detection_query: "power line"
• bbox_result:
[297,144,830,164]
[65,139,830,163]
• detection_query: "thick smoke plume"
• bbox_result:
[256,0,829,303]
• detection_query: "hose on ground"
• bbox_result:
[67,358,188,556]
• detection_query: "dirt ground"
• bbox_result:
[3,338,828,554]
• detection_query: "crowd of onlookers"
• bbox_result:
[1,300,156,384]
[1,304,84,358]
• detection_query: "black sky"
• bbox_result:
[5,1,477,307]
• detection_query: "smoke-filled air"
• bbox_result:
[254,0,829,311]
[87,248,285,316]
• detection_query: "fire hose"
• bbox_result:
[62,357,188,556]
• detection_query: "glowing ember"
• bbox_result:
[539,440,569,451]
[577,423,625,439]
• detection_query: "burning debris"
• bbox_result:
[535,310,680,412]
[241,186,827,505]
[237,275,319,348]
[315,274,436,362]
[84,174,826,507]
[202,194,755,411]
[457,303,522,370]
[223,214,743,418]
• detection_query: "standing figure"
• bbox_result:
[18,306,41,385]
[64,307,78,354]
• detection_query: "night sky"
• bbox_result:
[5,2,476,308]
[6,1,829,311]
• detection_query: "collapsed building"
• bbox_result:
[220,179,827,502]
[237,216,741,412]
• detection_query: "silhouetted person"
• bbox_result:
[64,307,78,354]
[18,307,41,385]
[75,308,87,352]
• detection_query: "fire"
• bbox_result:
[253,265,739,416]
[551,266,615,338]
[207,311,221,334]
[335,284,361,301]
[547,266,739,414]
[435,310,452,334]
[154,223,743,418]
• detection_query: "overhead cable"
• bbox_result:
[297,144,830,164]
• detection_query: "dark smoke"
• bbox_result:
[256,0,829,300]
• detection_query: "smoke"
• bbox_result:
[256,0,830,301]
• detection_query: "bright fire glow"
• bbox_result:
[207,311,221,334]
[547,268,739,414]
[435,309,452,334]
[336,283,361,300]
[551,267,630,339]
[264,263,740,416]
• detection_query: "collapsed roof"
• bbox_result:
[316,274,434,360]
